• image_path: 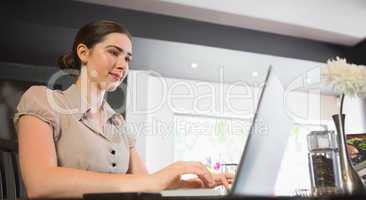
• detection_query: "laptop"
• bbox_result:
[161,65,292,197]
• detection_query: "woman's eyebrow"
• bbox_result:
[106,45,133,57]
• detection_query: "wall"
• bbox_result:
[344,96,366,134]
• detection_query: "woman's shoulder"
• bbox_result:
[14,85,64,139]
[22,85,65,100]
[23,85,62,96]
[20,85,66,109]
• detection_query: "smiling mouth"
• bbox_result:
[109,72,122,81]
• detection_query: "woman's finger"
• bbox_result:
[181,162,215,188]
[192,162,215,187]
[213,173,230,189]
[224,172,235,179]
[180,178,205,188]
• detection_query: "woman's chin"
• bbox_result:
[105,82,120,92]
[96,79,122,91]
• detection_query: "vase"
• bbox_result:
[332,113,365,194]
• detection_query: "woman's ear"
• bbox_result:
[76,43,89,65]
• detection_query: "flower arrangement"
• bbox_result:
[321,57,366,97]
[321,57,366,194]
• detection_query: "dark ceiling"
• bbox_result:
[1,0,364,68]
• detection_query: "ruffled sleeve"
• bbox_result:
[13,86,61,141]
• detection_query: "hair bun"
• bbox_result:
[57,52,78,70]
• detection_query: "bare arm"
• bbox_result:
[18,115,228,198]
[18,115,157,198]
[127,148,149,175]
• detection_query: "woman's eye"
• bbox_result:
[109,50,119,56]
[125,57,131,63]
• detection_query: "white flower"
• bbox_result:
[321,57,366,97]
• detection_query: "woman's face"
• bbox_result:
[82,32,132,91]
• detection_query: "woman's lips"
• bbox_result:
[109,72,122,81]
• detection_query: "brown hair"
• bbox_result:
[57,20,132,71]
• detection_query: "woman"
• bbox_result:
[13,20,232,198]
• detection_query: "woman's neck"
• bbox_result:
[75,78,106,114]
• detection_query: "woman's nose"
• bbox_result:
[116,57,128,70]
[115,65,128,74]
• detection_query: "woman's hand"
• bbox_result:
[181,172,234,190]
[151,161,215,191]
[150,161,234,191]
[212,172,235,189]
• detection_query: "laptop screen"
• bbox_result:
[231,66,292,196]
